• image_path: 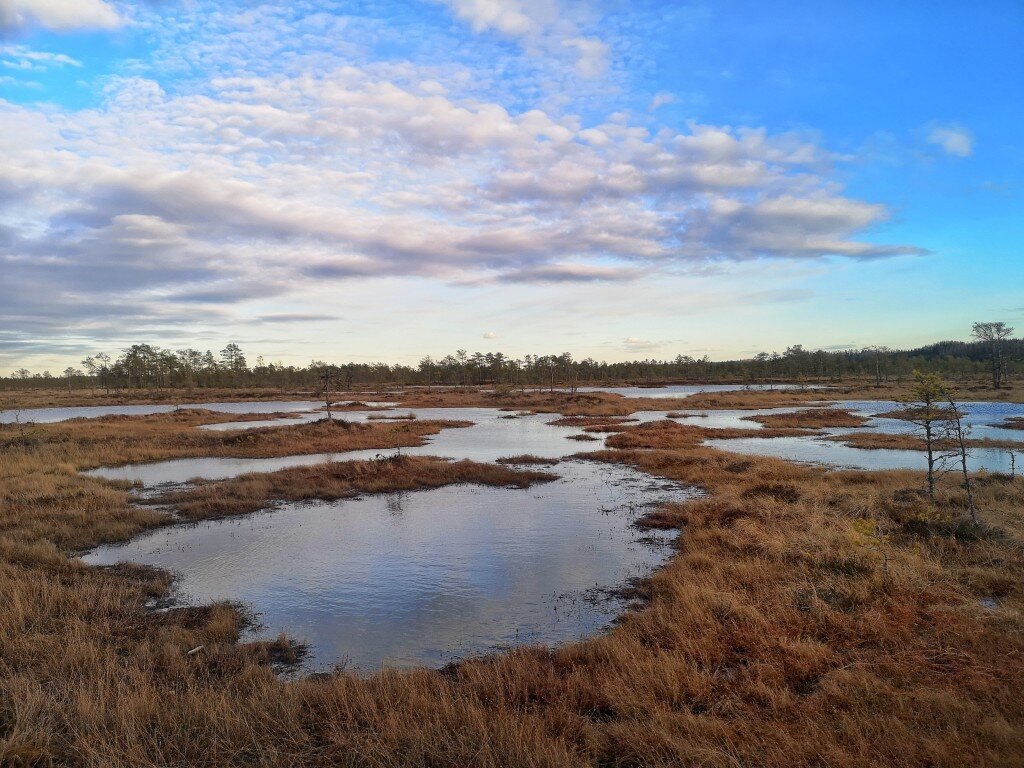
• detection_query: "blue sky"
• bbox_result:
[1,0,1021,372]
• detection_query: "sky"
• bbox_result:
[1,0,1022,373]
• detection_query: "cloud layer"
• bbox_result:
[0,0,122,33]
[0,1,926,363]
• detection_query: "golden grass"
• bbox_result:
[399,389,702,416]
[0,386,319,409]
[496,455,562,465]
[0,409,470,471]
[547,416,639,427]
[603,419,819,449]
[153,456,555,519]
[3,375,1022,412]
[1,408,1023,766]
[830,432,1024,451]
[741,407,869,429]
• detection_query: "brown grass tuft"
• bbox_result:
[153,456,555,519]
[742,407,868,429]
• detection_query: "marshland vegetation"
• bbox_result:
[0,380,1023,765]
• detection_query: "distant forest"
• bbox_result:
[3,325,1021,392]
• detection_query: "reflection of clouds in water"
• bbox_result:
[85,461,693,671]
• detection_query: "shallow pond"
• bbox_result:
[85,401,1024,485]
[77,398,1024,671]
[0,400,325,424]
[85,408,592,486]
[706,435,1017,473]
[840,400,1024,443]
[580,383,820,399]
[84,460,693,671]
[705,399,1024,473]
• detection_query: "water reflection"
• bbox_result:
[708,435,1018,472]
[0,400,324,424]
[84,460,694,671]
[85,408,589,486]
[580,383,821,399]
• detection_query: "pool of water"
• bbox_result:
[0,400,325,424]
[579,383,820,399]
[706,435,1017,473]
[83,459,694,671]
[85,408,593,486]
[76,397,1024,672]
[839,400,1024,443]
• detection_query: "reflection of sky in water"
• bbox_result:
[85,408,589,485]
[0,400,324,424]
[84,460,693,671]
[84,401,1024,485]
[705,435,1017,473]
[707,400,1024,473]
[579,383,818,399]
[840,400,1024,443]
[73,397,1024,670]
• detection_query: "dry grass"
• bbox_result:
[399,389,699,416]
[0,386,321,409]
[153,456,555,519]
[547,416,639,427]
[3,376,1022,412]
[996,417,1024,431]
[0,409,470,471]
[742,407,869,429]
[604,419,819,449]
[496,455,562,465]
[830,432,1024,451]
[1,408,1023,766]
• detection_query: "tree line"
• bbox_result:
[2,322,1018,393]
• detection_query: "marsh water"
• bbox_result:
[80,399,1024,485]
[705,400,1024,474]
[64,394,1024,670]
[84,459,693,671]
[0,400,325,424]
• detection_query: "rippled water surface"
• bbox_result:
[84,460,694,671]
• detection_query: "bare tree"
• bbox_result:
[314,363,338,419]
[941,388,977,523]
[866,346,891,388]
[971,321,1014,389]
[901,371,952,503]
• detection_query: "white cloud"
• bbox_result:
[623,337,660,351]
[0,0,122,32]
[649,91,676,111]
[926,124,973,158]
[561,37,608,77]
[0,3,923,355]
[438,0,537,36]
[483,331,500,339]
[435,0,609,79]
[1,45,83,69]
